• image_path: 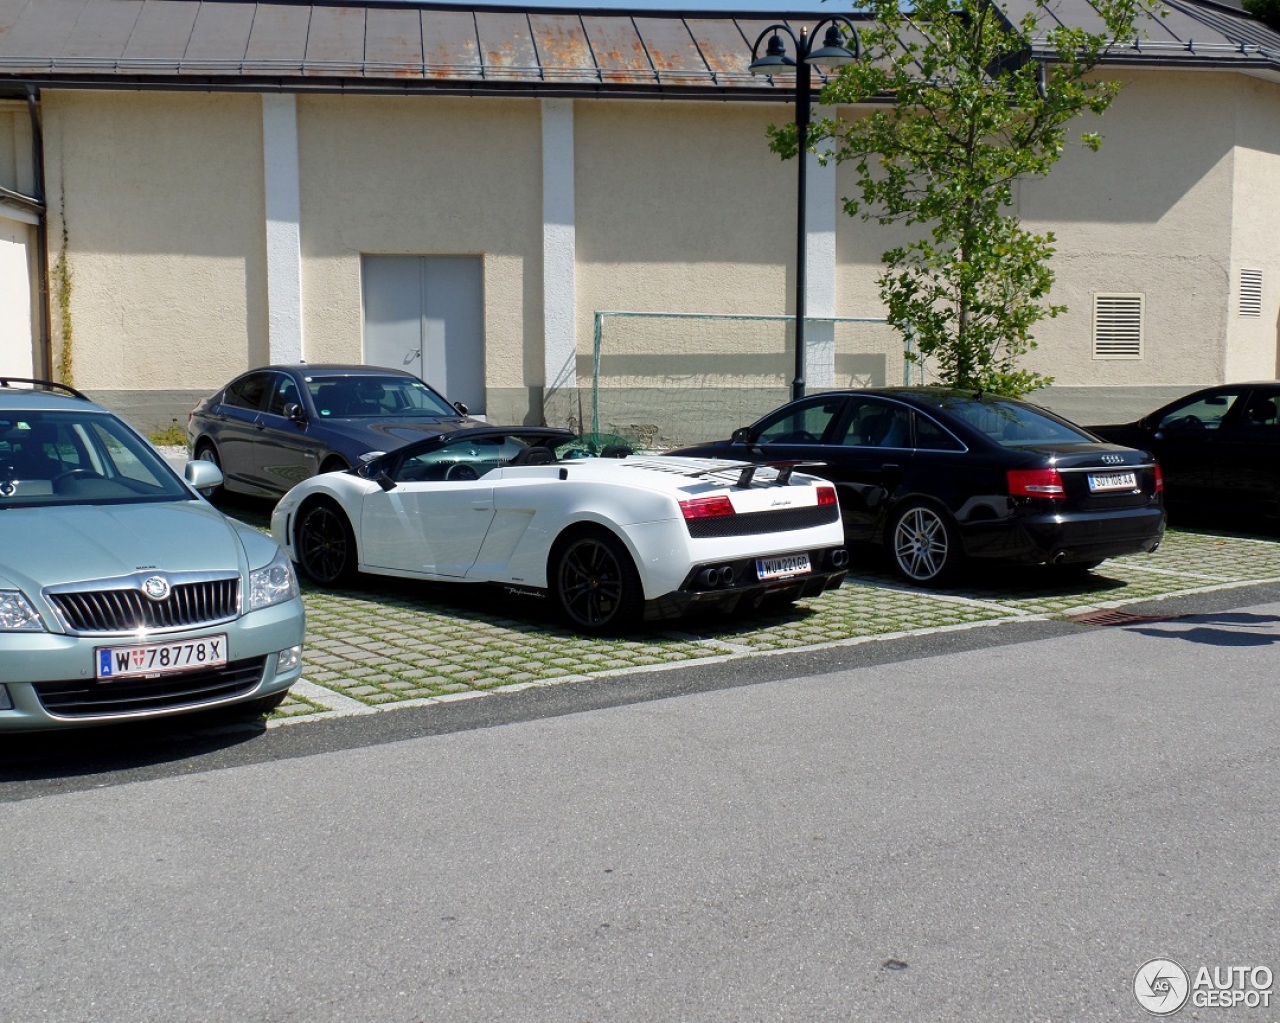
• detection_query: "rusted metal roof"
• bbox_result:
[0,0,1274,97]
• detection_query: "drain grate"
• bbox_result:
[1068,609,1179,627]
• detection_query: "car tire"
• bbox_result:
[193,440,224,499]
[295,498,357,586]
[551,528,643,634]
[888,500,961,586]
[319,455,350,476]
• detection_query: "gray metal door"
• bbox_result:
[361,254,485,415]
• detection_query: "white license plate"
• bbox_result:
[96,634,228,680]
[1088,471,1138,492]
[756,553,812,580]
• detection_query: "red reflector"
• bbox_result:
[1007,468,1065,499]
[1154,463,1163,492]
[816,485,836,506]
[680,495,735,520]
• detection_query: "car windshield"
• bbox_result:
[0,409,190,508]
[390,433,560,482]
[928,396,1093,448]
[306,374,458,419]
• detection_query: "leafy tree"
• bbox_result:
[1243,0,1280,31]
[770,0,1151,395]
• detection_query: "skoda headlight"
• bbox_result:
[248,549,300,611]
[0,590,45,631]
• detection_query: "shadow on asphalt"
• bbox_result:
[1123,611,1280,647]
[0,708,268,785]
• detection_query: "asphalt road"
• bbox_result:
[2,585,1278,1023]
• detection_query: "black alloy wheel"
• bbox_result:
[552,530,642,634]
[889,501,961,586]
[295,499,357,586]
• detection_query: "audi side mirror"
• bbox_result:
[731,427,751,444]
[285,402,306,423]
[454,401,469,416]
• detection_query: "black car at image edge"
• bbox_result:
[668,387,1166,585]
[1088,381,1280,526]
[187,364,478,499]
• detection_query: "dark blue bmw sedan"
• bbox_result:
[187,364,478,499]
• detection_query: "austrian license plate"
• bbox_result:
[1088,471,1138,493]
[96,634,228,680]
[756,553,812,580]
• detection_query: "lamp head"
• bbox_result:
[749,33,797,76]
[805,23,860,68]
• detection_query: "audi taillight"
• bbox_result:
[816,485,837,506]
[680,495,735,520]
[1007,468,1065,499]
[1154,463,1164,493]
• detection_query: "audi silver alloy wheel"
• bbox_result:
[890,502,958,585]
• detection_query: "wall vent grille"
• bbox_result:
[1240,268,1263,317]
[1092,293,1144,359]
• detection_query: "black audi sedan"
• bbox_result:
[187,364,478,498]
[668,388,1165,585]
[1088,382,1280,525]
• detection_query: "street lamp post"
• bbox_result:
[749,19,860,401]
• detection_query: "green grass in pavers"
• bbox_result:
[1131,529,1280,581]
[287,528,1280,713]
[676,584,1016,652]
[301,587,712,704]
[271,691,329,719]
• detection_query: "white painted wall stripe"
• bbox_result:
[806,105,837,390]
[262,94,304,364]
[542,99,577,395]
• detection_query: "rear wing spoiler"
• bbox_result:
[686,460,827,489]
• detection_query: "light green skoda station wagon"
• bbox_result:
[0,379,304,730]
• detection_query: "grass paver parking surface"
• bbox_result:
[266,527,1280,723]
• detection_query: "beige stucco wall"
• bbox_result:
[574,99,863,440]
[295,94,541,397]
[1021,71,1239,389]
[27,69,1280,436]
[42,90,268,393]
[1227,74,1280,382]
